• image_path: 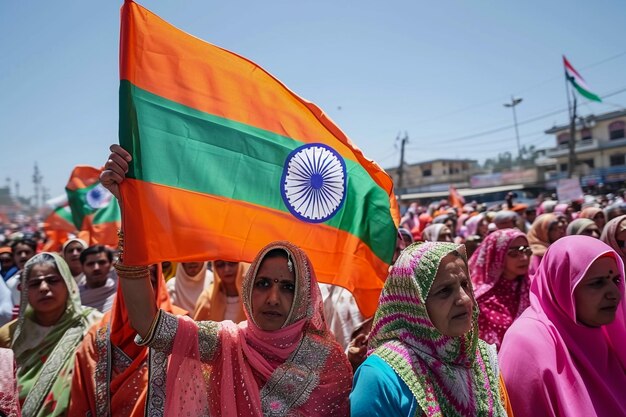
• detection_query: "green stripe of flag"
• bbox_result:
[66,182,100,229]
[119,80,396,262]
[54,206,74,224]
[93,200,121,225]
[566,74,602,102]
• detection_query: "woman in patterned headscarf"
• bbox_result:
[468,229,531,349]
[351,241,512,417]
[0,253,101,417]
[120,241,351,417]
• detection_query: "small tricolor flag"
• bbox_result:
[118,1,399,316]
[65,166,121,248]
[41,195,76,252]
[563,55,602,103]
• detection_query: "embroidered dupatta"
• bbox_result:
[368,242,507,417]
[143,241,351,417]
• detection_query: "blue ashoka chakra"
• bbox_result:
[86,184,113,209]
[281,143,347,223]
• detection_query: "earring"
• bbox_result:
[284,250,294,272]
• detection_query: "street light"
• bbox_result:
[504,96,523,164]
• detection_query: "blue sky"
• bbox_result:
[1,0,625,201]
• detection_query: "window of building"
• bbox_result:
[422,169,432,177]
[580,128,592,141]
[609,121,625,140]
[579,158,595,169]
[560,163,568,172]
[557,133,570,147]
[610,154,625,166]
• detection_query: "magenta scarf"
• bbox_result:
[468,229,530,349]
[499,236,626,417]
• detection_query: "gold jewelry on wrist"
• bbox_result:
[117,228,125,263]
[114,262,150,280]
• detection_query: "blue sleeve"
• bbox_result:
[350,355,419,417]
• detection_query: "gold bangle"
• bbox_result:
[114,262,150,280]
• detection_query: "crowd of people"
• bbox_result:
[0,147,624,416]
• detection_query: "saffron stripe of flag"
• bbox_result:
[118,1,400,316]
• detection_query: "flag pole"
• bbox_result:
[564,56,578,179]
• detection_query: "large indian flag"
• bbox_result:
[563,55,602,103]
[118,1,399,316]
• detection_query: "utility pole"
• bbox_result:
[396,132,409,192]
[567,95,578,179]
[504,96,523,165]
[33,162,43,209]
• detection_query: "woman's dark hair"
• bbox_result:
[10,238,37,252]
[24,253,59,281]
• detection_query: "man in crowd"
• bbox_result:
[5,238,37,316]
[0,247,17,281]
[78,245,118,313]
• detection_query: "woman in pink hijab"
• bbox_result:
[499,235,626,417]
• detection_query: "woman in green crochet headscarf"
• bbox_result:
[0,252,101,417]
[350,241,513,417]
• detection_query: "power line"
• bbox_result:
[410,50,626,126]
[405,129,546,150]
[408,86,626,145]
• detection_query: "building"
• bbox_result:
[386,158,479,194]
[541,109,626,187]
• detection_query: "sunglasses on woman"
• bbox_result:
[507,246,532,258]
[26,275,64,289]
